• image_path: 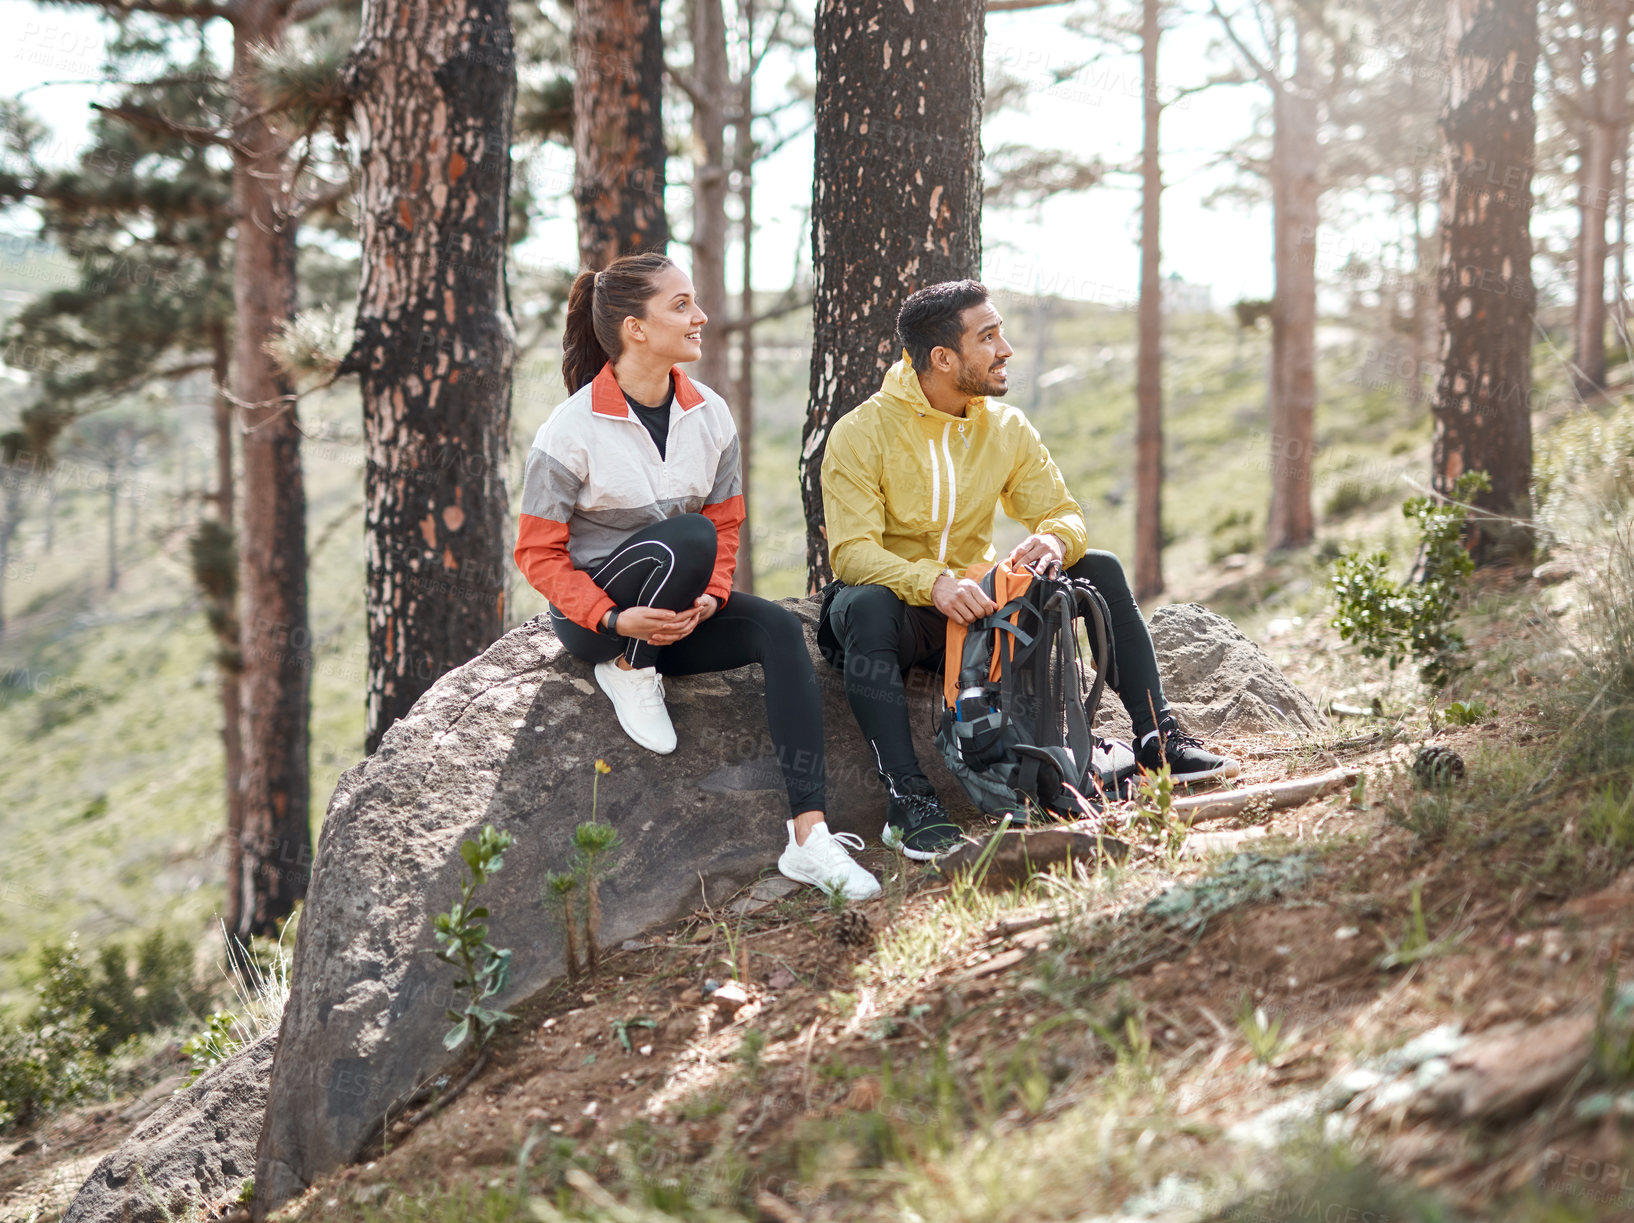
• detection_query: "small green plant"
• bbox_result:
[1329,470,1491,688]
[1236,996,1289,1065]
[1134,761,1186,859]
[543,873,583,981]
[1377,882,1468,970]
[540,761,624,979]
[431,824,516,1052]
[180,1011,242,1081]
[573,818,621,975]
[1441,699,1487,726]
[716,912,750,982]
[610,1015,656,1053]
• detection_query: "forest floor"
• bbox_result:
[1,311,1631,1220]
[5,544,1634,1222]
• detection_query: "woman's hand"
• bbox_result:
[613,606,684,643]
[615,595,717,647]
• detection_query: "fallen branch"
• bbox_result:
[1173,766,1360,826]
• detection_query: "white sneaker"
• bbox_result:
[594,659,677,754]
[778,821,882,901]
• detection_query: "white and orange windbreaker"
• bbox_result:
[514,362,745,631]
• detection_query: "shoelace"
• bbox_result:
[1163,728,1206,754]
[895,793,950,829]
[829,831,866,853]
[625,669,667,711]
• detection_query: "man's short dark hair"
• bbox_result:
[897,280,990,371]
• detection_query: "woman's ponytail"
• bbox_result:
[561,270,607,394]
[559,253,674,395]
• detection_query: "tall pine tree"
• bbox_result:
[340,0,517,753]
[800,0,985,586]
[1435,0,1537,560]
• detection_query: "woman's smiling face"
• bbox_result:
[624,265,708,365]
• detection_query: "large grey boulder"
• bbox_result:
[250,594,1321,1216]
[252,599,972,1216]
[1095,602,1324,740]
[62,1031,275,1223]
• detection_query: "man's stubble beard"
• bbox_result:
[952,357,1006,399]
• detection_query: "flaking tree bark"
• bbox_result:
[800,0,985,587]
[343,0,516,755]
[574,0,669,265]
[1433,0,1537,562]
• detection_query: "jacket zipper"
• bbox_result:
[937,422,957,563]
[926,437,940,524]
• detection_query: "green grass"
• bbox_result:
[0,382,367,1009]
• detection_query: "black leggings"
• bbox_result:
[823,550,1171,787]
[551,514,825,816]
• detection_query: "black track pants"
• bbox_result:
[821,549,1172,787]
[551,514,825,816]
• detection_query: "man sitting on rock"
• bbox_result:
[818,279,1242,861]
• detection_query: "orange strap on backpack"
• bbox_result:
[942,560,1035,709]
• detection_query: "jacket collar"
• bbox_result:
[589,362,706,418]
[879,352,989,426]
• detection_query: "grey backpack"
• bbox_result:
[935,563,1136,821]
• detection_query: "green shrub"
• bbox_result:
[0,1014,106,1131]
[1,926,210,1131]
[37,928,210,1056]
[1328,471,1491,689]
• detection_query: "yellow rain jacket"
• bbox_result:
[820,355,1089,605]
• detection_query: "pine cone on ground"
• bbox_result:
[833,909,873,947]
[1413,744,1466,789]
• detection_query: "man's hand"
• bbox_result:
[1006,532,1067,576]
[932,573,999,626]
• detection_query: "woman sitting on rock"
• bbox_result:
[514,252,879,901]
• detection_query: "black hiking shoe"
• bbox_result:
[881,782,964,861]
[1137,718,1242,785]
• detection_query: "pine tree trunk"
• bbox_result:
[1134,0,1164,603]
[1575,0,1626,393]
[801,0,984,588]
[208,315,247,948]
[690,0,730,395]
[573,0,668,266]
[231,6,312,940]
[1434,0,1536,562]
[1267,29,1318,553]
[733,23,756,594]
[347,0,516,755]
